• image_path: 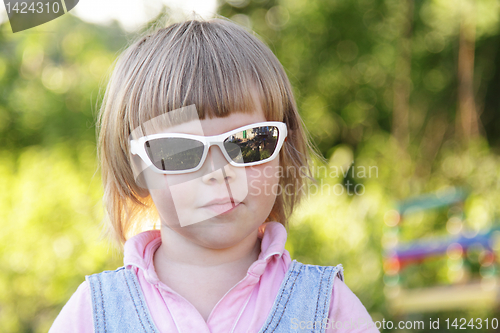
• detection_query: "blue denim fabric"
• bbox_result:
[86,267,160,333]
[258,260,343,333]
[87,260,343,333]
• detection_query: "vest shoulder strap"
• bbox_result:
[86,267,160,333]
[259,260,343,333]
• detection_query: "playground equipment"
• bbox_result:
[383,188,500,313]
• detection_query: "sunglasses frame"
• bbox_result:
[129,121,288,174]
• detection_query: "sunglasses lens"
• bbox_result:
[145,138,204,171]
[224,126,280,164]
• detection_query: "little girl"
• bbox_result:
[50,18,379,333]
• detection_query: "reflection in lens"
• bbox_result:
[224,126,279,164]
[145,138,204,171]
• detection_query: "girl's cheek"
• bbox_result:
[149,176,187,226]
[150,188,174,218]
[246,161,281,197]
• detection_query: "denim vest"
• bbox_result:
[86,260,344,333]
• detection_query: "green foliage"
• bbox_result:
[219,0,500,155]
[0,13,126,150]
[0,144,122,332]
[0,14,126,332]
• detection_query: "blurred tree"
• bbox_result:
[0,12,126,150]
[218,0,500,156]
[457,0,480,142]
[0,14,128,332]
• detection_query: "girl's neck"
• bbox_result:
[152,225,262,321]
[154,225,261,270]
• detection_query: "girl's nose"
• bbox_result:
[200,145,237,184]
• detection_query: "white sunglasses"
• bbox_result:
[130,121,287,174]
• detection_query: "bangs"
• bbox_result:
[121,19,290,133]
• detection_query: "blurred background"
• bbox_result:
[1,0,500,331]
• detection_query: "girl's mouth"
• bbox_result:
[202,201,242,215]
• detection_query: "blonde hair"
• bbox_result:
[97,18,320,249]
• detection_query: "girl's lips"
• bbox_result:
[203,202,242,215]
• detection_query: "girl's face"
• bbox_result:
[148,108,281,250]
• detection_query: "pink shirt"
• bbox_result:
[50,222,379,332]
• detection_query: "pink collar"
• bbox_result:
[123,222,288,285]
